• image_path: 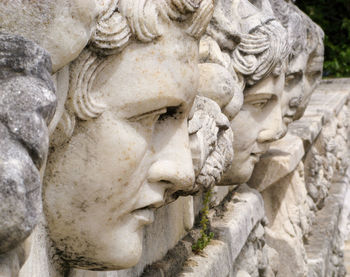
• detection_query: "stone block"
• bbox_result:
[248,133,304,192]
[306,174,350,277]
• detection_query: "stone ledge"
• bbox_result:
[289,84,350,150]
[178,184,265,277]
[137,185,264,277]
[289,115,323,151]
[248,133,304,192]
[306,172,350,277]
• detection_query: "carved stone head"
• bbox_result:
[293,10,324,120]
[270,0,307,125]
[43,0,214,270]
[0,0,111,263]
[199,0,290,186]
[270,0,324,124]
[0,33,56,255]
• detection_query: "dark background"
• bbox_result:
[296,0,350,77]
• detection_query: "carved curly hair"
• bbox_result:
[231,19,290,86]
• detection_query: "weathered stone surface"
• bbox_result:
[303,110,349,209]
[262,163,310,277]
[288,115,323,151]
[188,96,234,192]
[253,79,350,277]
[18,1,215,275]
[70,185,263,277]
[249,133,304,192]
[178,185,265,277]
[0,0,104,73]
[289,85,350,150]
[231,223,278,277]
[0,32,56,255]
[3,1,349,277]
[0,245,26,277]
[306,173,350,277]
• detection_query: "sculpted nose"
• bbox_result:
[257,106,286,143]
[147,119,195,195]
[147,158,195,191]
[257,127,286,143]
[289,95,302,108]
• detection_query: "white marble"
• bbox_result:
[0,0,105,72]
[2,1,344,277]
[43,0,214,273]
[200,0,290,187]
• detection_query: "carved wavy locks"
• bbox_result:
[232,19,290,86]
[69,51,107,121]
[270,0,307,61]
[119,0,214,41]
[91,0,214,48]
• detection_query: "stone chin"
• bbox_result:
[51,223,144,271]
[220,156,257,186]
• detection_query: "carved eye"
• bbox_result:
[244,93,273,110]
[306,70,322,85]
[285,71,302,89]
[249,99,270,109]
[285,74,296,83]
[158,105,183,121]
[128,108,167,123]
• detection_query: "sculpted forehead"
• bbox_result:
[94,26,199,116]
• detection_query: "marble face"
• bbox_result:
[282,47,324,123]
[199,0,289,186]
[282,53,308,125]
[0,0,104,72]
[221,72,286,185]
[43,24,197,270]
[294,47,324,120]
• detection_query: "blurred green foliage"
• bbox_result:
[296,0,350,77]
